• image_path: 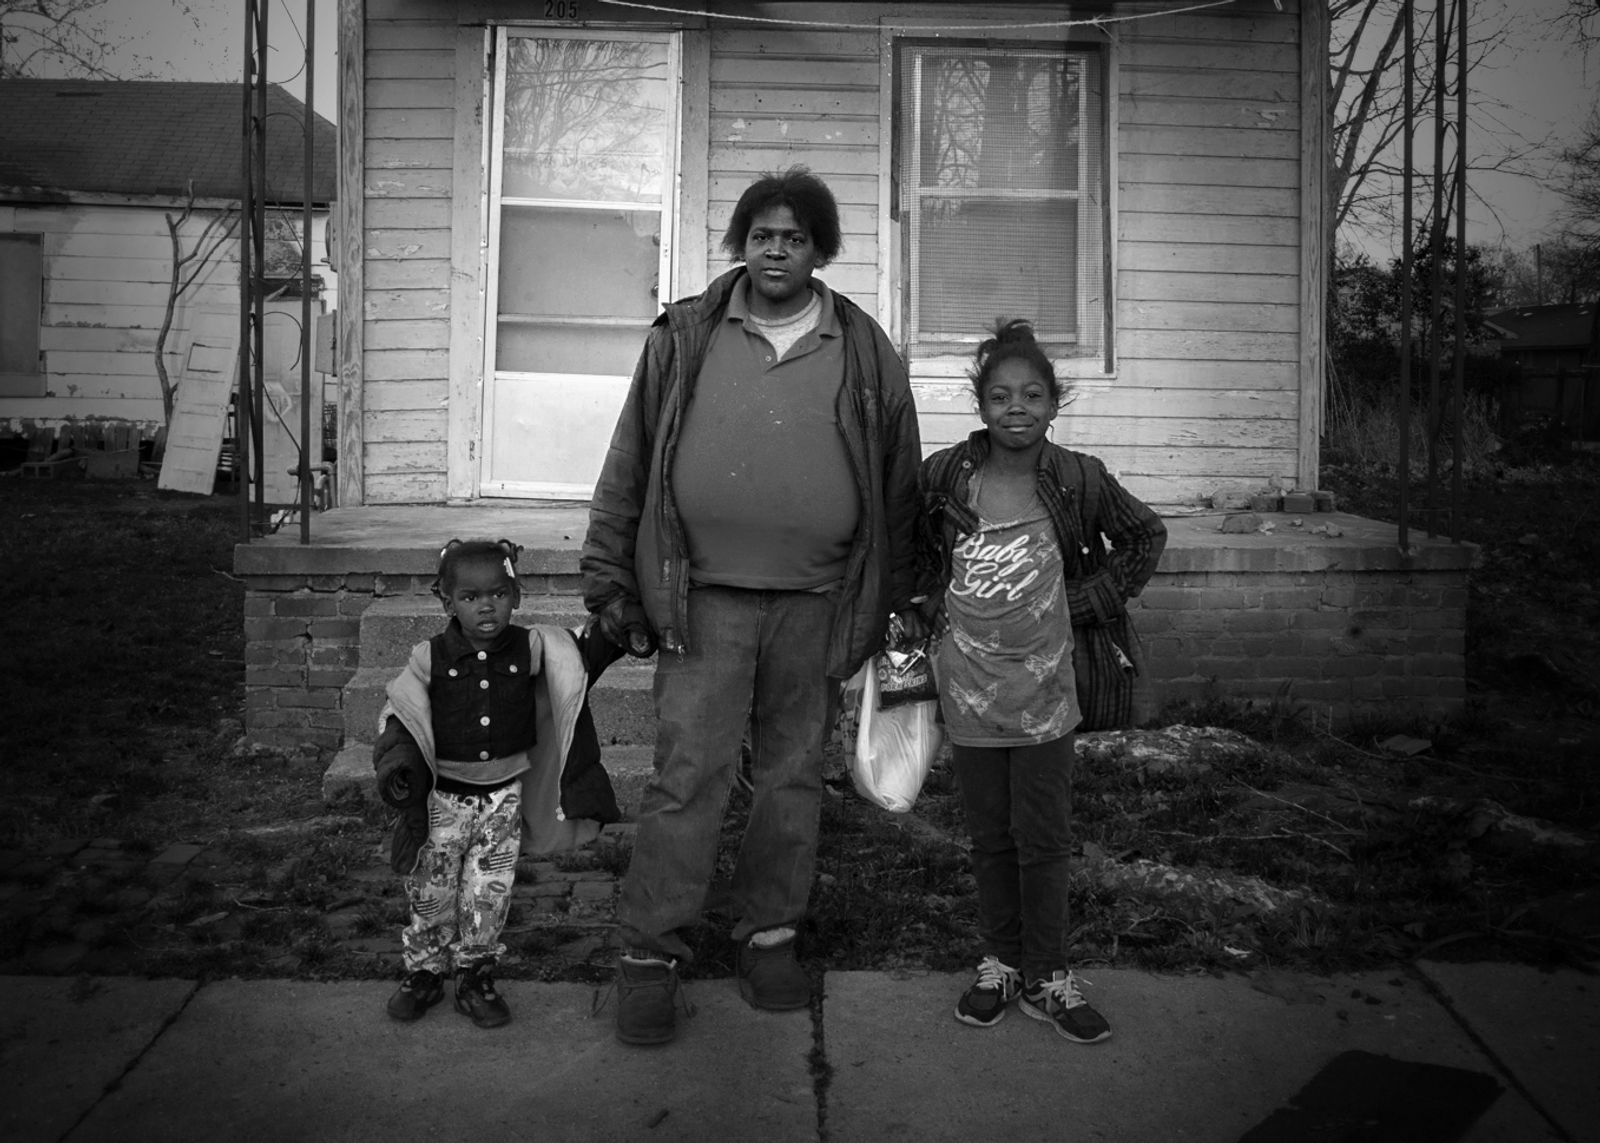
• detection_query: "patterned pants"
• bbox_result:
[400,782,522,974]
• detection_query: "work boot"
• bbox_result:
[615,952,680,1045]
[737,933,811,1011]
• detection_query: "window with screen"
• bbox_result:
[896,40,1108,370]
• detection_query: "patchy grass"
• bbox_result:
[3,466,1596,982]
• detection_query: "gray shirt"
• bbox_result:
[935,488,1080,746]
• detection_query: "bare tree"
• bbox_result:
[1,0,120,77]
[1551,0,1600,53]
[0,0,200,79]
[157,185,240,425]
[1330,0,1540,248]
[1550,107,1600,297]
[1486,236,1598,306]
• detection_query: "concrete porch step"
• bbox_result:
[324,742,657,821]
[356,596,594,670]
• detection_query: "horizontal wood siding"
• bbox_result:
[707,26,882,302]
[362,13,456,502]
[0,203,235,429]
[352,1,1309,507]
[1095,1,1304,502]
[696,3,1307,506]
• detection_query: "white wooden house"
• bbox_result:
[236,0,1478,758]
[334,0,1325,508]
[0,80,337,460]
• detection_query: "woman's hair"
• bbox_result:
[433,538,522,597]
[720,166,842,264]
[967,318,1071,411]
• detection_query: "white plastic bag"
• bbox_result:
[850,657,943,813]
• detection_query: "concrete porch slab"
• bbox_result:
[235,506,1476,577]
[234,504,592,575]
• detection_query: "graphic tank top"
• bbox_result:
[935,485,1080,747]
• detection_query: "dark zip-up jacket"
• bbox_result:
[581,267,923,679]
[918,430,1167,730]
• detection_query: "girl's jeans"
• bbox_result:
[951,733,1077,983]
[617,585,834,964]
[400,782,522,974]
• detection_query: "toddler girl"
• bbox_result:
[374,539,624,1027]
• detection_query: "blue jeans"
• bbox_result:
[617,585,835,963]
[951,733,1076,983]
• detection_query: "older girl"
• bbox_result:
[917,319,1165,1043]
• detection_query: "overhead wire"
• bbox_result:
[589,0,1237,33]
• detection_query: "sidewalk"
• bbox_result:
[3,961,1594,1142]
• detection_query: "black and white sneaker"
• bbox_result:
[454,962,511,1029]
[1021,969,1111,1043]
[955,955,1022,1027]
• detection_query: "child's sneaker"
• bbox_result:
[954,955,1021,1027]
[1020,969,1111,1043]
[385,968,444,1022]
[454,962,511,1028]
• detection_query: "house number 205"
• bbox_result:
[546,0,579,17]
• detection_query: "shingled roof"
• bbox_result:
[0,79,336,206]
[1483,303,1598,351]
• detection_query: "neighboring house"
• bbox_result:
[1482,302,1600,443]
[0,79,338,454]
[333,0,1327,507]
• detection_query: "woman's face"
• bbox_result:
[743,203,822,319]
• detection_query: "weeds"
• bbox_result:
[4,468,1597,982]
[1323,391,1502,479]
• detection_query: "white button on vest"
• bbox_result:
[448,668,458,677]
[509,664,518,673]
[479,751,490,760]
[477,651,487,660]
[480,679,489,690]
[479,715,491,726]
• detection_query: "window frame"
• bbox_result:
[478,24,682,499]
[881,30,1115,380]
[0,233,44,397]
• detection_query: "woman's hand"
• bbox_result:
[889,610,928,649]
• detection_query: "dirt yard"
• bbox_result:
[1,459,1595,980]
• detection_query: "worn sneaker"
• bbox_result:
[616,953,681,1045]
[737,935,811,1011]
[955,955,1022,1027]
[385,969,444,1022]
[1020,970,1111,1043]
[454,962,511,1029]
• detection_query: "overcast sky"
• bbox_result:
[92,0,338,122]
[79,0,1598,257]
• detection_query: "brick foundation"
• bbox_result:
[1131,567,1468,725]
[234,509,1475,748]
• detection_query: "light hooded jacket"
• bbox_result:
[581,267,923,680]
[377,624,603,873]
